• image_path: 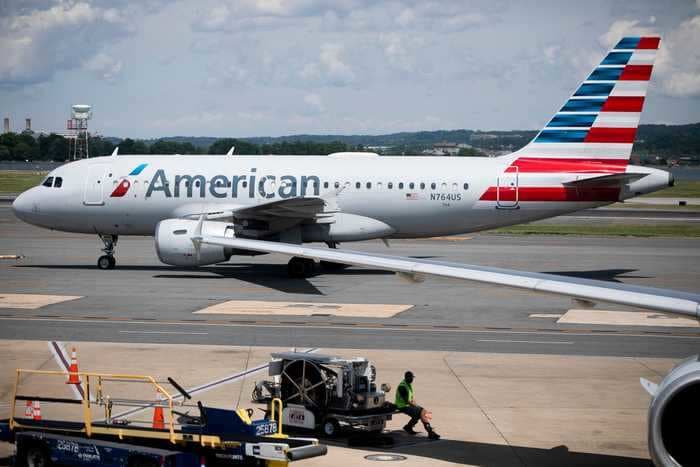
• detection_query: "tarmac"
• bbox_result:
[0,340,677,466]
[1,202,699,465]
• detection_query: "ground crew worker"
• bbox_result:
[395,371,440,440]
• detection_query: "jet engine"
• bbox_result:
[155,218,234,266]
[645,355,700,467]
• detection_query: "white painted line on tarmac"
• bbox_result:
[119,330,209,335]
[0,316,698,340]
[478,339,574,345]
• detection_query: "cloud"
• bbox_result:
[303,93,325,112]
[83,53,123,81]
[300,43,355,86]
[380,33,415,71]
[149,111,225,129]
[599,16,700,97]
[0,1,164,87]
[543,45,560,64]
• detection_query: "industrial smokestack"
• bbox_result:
[3,118,8,133]
[25,118,31,132]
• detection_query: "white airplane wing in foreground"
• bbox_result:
[195,232,700,319]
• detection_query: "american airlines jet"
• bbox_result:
[11,36,700,318]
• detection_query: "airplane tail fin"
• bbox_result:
[513,36,660,172]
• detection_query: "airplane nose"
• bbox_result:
[12,190,35,222]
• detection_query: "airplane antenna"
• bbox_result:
[111,147,119,157]
[226,146,235,156]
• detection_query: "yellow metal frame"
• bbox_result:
[10,369,178,443]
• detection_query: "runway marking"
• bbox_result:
[0,293,82,309]
[478,339,574,345]
[529,313,564,319]
[119,330,209,335]
[558,309,699,328]
[194,300,413,318]
[0,315,697,340]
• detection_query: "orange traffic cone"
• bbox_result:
[32,401,41,421]
[25,400,33,417]
[66,347,80,385]
[152,397,165,430]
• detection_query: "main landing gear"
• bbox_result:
[97,234,118,270]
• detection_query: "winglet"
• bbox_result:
[226,146,235,156]
[640,377,659,397]
[111,147,119,157]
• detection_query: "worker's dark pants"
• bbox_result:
[400,405,431,431]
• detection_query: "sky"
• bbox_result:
[1,0,700,138]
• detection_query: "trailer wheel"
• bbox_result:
[23,445,50,467]
[321,418,340,437]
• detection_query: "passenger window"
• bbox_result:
[242,181,248,188]
[420,182,425,190]
[356,182,361,189]
[452,183,458,190]
[431,182,436,190]
[442,182,447,189]
[409,182,415,189]
[388,182,393,189]
[324,181,329,188]
[366,182,372,189]
[42,177,54,187]
[463,183,469,190]
[54,177,63,188]
[398,182,404,189]
[334,182,340,188]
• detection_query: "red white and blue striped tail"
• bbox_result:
[513,36,660,172]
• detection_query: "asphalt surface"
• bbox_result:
[0,204,698,358]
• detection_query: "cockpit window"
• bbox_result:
[42,177,54,187]
[54,177,63,188]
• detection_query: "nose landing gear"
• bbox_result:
[97,234,118,270]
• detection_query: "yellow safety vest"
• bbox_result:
[395,380,414,409]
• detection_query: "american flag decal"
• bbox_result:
[405,193,419,200]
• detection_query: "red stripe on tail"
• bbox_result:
[510,158,628,173]
[637,37,660,50]
[601,96,645,112]
[620,65,653,81]
[479,186,621,202]
[584,127,637,143]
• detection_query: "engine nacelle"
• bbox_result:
[155,218,234,267]
[646,355,700,467]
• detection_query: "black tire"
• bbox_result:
[23,445,50,467]
[97,255,114,270]
[321,418,340,437]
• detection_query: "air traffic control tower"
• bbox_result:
[66,104,91,159]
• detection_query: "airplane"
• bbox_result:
[10,36,700,318]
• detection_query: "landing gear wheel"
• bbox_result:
[321,418,340,437]
[97,255,115,270]
[288,257,315,278]
[97,234,118,270]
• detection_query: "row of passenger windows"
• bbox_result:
[42,176,63,188]
[150,179,470,191]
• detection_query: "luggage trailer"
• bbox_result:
[0,368,327,467]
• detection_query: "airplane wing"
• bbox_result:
[195,233,700,319]
[176,195,338,221]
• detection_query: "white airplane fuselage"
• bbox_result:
[12,152,672,240]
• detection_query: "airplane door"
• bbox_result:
[497,167,519,208]
[84,164,108,206]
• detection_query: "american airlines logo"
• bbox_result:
[110,163,148,198]
[144,168,321,199]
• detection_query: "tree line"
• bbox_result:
[0,133,358,161]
